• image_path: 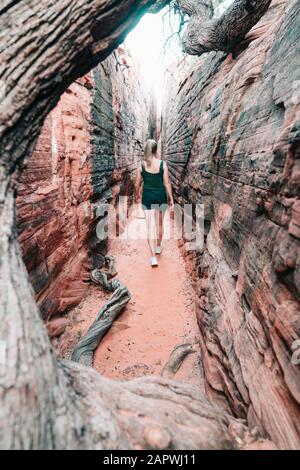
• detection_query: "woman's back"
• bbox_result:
[134,138,174,266]
[141,159,164,189]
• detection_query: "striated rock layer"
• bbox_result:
[17,49,149,330]
[162,0,300,449]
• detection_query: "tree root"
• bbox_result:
[71,256,131,367]
[161,343,197,378]
[61,360,277,450]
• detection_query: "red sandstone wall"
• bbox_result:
[162,0,300,449]
[17,49,149,333]
[17,74,94,323]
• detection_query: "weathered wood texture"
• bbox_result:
[148,0,171,12]
[71,257,131,367]
[178,0,272,54]
[161,343,197,378]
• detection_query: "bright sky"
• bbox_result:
[125,7,182,106]
[124,1,234,106]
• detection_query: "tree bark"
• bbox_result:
[148,0,171,13]
[0,0,276,450]
[177,0,272,55]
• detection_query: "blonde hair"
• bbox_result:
[144,139,157,165]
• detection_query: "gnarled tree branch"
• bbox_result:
[176,0,272,55]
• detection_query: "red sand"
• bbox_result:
[56,210,202,385]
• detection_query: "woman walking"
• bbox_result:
[135,139,174,267]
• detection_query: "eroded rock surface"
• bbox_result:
[162,0,300,449]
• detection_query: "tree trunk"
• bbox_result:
[0,0,276,450]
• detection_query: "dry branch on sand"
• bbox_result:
[71,256,131,367]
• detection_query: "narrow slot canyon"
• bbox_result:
[57,215,202,383]
[1,0,300,451]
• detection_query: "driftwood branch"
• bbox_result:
[71,256,131,367]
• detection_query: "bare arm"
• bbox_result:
[163,161,174,208]
[134,162,142,203]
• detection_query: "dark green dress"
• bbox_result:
[141,160,168,211]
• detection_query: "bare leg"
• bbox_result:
[144,209,156,256]
[155,209,164,248]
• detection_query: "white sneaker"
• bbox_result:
[155,246,162,255]
[150,256,158,267]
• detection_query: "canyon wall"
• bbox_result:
[162,0,300,449]
[17,49,149,333]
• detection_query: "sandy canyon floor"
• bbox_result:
[56,209,203,385]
